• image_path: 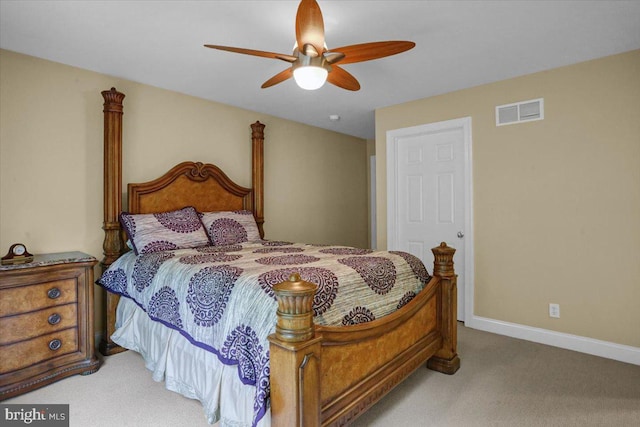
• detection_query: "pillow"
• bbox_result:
[199,210,262,246]
[120,206,211,255]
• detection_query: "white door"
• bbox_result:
[387,117,473,321]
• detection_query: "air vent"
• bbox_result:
[496,98,544,126]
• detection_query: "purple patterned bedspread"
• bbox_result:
[97,241,431,426]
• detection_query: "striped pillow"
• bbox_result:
[120,206,211,255]
[199,210,262,246]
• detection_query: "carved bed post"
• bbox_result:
[99,87,126,356]
[251,121,265,238]
[427,242,461,374]
[268,274,322,427]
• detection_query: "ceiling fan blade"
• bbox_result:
[330,41,415,65]
[204,45,297,63]
[261,68,294,89]
[295,0,325,56]
[327,65,360,91]
[324,51,346,64]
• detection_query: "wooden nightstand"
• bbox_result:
[0,252,100,399]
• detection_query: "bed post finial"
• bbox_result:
[100,87,126,356]
[251,120,265,139]
[432,242,455,278]
[268,274,322,427]
[251,121,266,238]
[428,242,460,374]
[272,273,317,342]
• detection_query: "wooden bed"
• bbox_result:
[98,87,460,426]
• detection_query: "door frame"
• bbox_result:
[386,117,474,322]
[370,155,377,250]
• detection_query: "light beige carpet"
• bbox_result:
[6,325,640,426]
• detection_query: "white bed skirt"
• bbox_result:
[112,297,271,427]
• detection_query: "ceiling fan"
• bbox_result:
[204,0,415,91]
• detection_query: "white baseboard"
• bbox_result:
[465,315,640,366]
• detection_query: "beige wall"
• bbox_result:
[376,50,640,348]
[0,49,368,333]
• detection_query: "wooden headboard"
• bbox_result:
[128,161,254,215]
[99,87,265,354]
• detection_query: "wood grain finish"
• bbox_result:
[128,162,253,214]
[0,304,77,344]
[0,278,77,315]
[99,88,459,426]
[0,329,78,374]
[251,121,266,238]
[100,87,126,356]
[101,87,125,269]
[268,243,457,426]
[427,243,461,374]
[0,254,100,399]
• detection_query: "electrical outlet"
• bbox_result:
[549,303,560,318]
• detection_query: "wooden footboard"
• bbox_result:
[268,242,460,427]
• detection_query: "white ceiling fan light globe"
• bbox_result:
[293,66,328,90]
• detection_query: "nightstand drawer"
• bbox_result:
[0,328,78,374]
[0,278,77,316]
[0,303,78,345]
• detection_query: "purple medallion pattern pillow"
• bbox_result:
[199,210,262,246]
[120,207,210,255]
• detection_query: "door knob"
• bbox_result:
[457,231,464,238]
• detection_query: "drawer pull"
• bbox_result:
[48,313,62,325]
[49,339,62,351]
[47,288,61,299]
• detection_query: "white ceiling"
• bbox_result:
[2,1,639,139]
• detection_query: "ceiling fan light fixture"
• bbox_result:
[293,65,328,90]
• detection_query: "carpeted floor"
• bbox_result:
[6,324,640,426]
